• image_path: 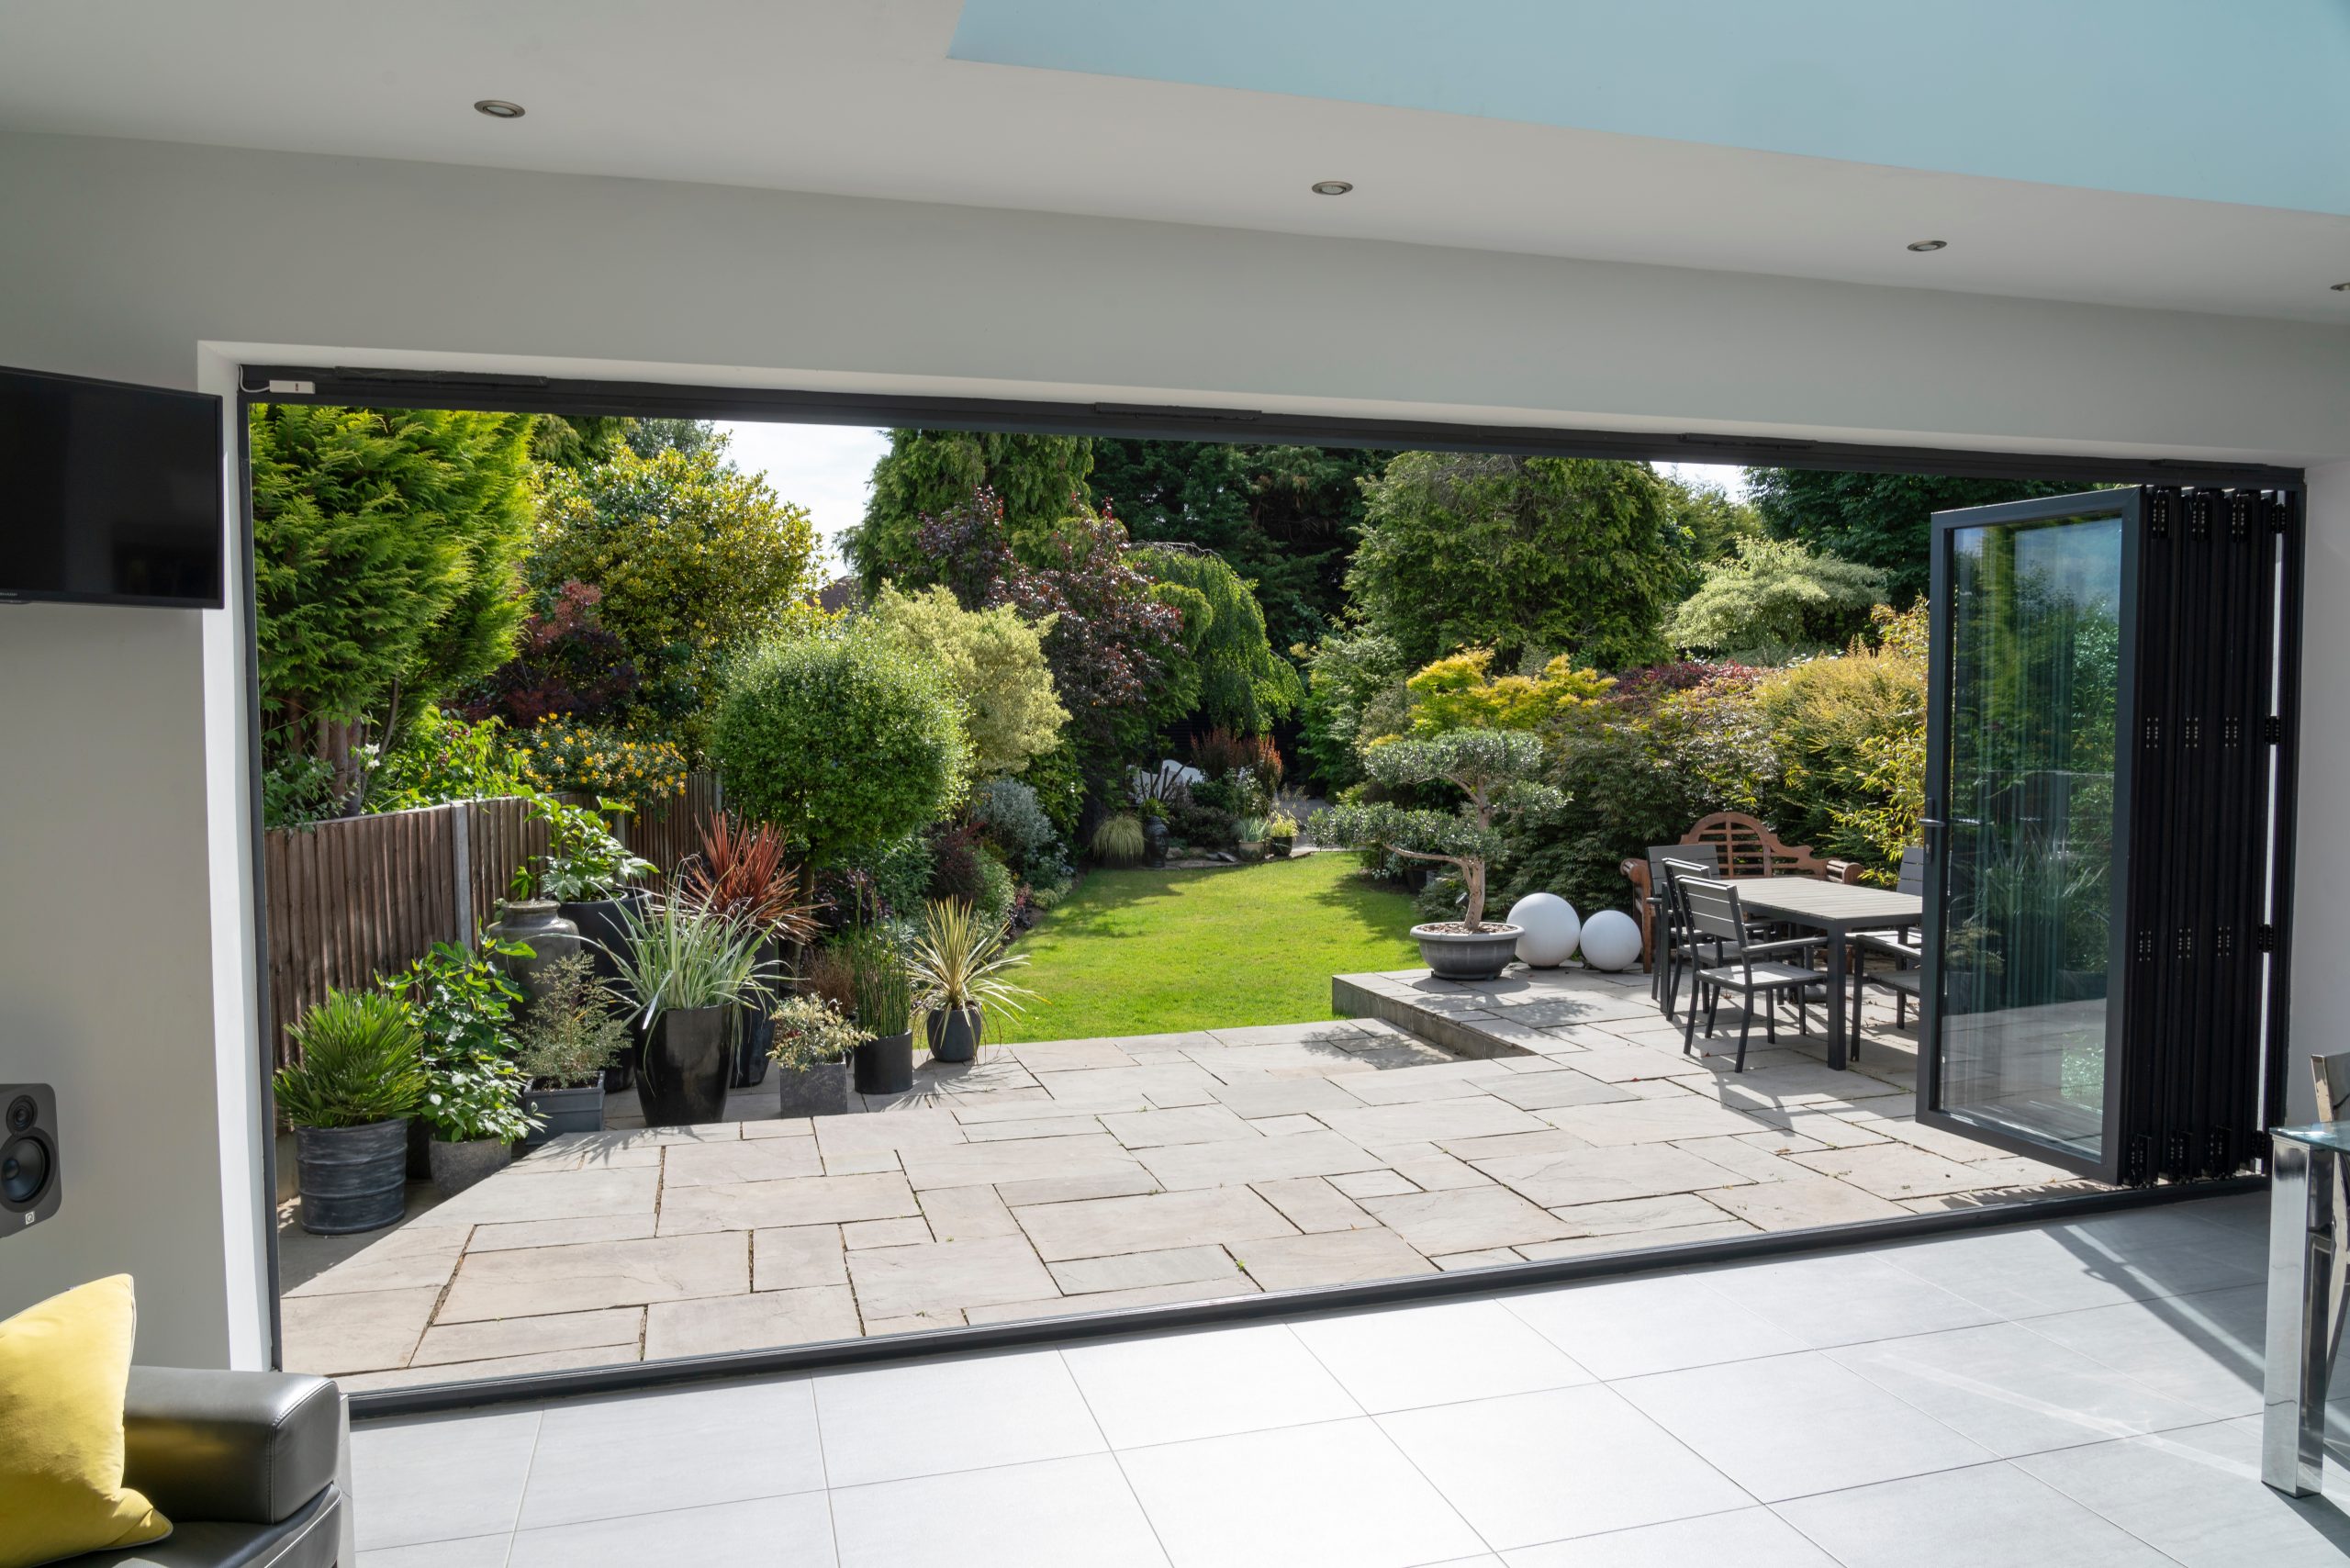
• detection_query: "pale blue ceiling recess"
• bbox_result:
[949,0,2350,216]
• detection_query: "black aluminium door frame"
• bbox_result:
[1916,488,2144,1185]
[231,363,2305,1400]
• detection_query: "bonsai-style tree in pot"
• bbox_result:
[403,937,538,1193]
[907,898,1037,1065]
[1326,729,1562,980]
[608,896,778,1126]
[511,952,628,1143]
[679,811,823,1091]
[767,992,872,1117]
[274,989,425,1235]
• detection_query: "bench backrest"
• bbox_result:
[1684,811,1836,880]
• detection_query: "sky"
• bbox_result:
[710,420,1753,574]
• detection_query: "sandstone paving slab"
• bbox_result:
[845,1216,934,1249]
[643,1286,860,1359]
[822,1150,905,1177]
[1703,1176,1912,1230]
[1789,1142,2021,1201]
[1481,1070,1639,1112]
[999,1038,1142,1072]
[754,1225,846,1289]
[1835,1112,2015,1163]
[538,1125,742,1154]
[1550,1045,1717,1082]
[1437,1128,1595,1163]
[286,1223,466,1297]
[941,1092,1089,1124]
[1357,1187,1576,1254]
[439,1230,749,1321]
[510,1140,665,1172]
[813,1108,969,1155]
[466,1213,661,1252]
[281,1286,440,1375]
[1258,1058,1379,1081]
[1315,1097,1550,1146]
[1389,1154,1494,1192]
[863,1309,966,1335]
[1048,1244,1242,1294]
[406,1164,659,1229]
[1253,1175,1378,1233]
[1543,1192,1737,1238]
[1203,1020,1374,1048]
[845,1234,1059,1318]
[964,1274,1261,1325]
[960,1114,1107,1143]
[1100,1104,1261,1148]
[410,1306,642,1367]
[1136,1129,1387,1191]
[661,1135,822,1186]
[898,1134,1146,1192]
[659,1171,920,1235]
[1326,1063,1495,1106]
[1234,1227,1437,1290]
[993,1167,1163,1208]
[922,1058,1043,1093]
[1015,1185,1301,1261]
[916,1184,1020,1241]
[1328,1170,1418,1200]
[1488,993,1660,1028]
[1515,1220,1760,1260]
[1032,1063,1224,1109]
[1466,1142,1745,1209]
[1433,1248,1524,1271]
[1539,1095,1781,1147]
[739,1115,822,1140]
[1247,1114,1326,1136]
[1670,1135,1819,1186]
[1206,1076,1365,1117]
[1740,1107,1897,1148]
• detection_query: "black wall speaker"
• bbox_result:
[1,1084,60,1236]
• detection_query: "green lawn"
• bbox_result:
[992,854,1422,1043]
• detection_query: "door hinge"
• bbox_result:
[2264,716,2285,745]
[2255,924,2280,953]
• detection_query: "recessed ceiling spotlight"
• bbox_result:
[1907,239,1948,252]
[1311,180,1354,196]
[474,99,526,120]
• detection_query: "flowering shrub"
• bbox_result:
[508,718,688,812]
[464,579,641,729]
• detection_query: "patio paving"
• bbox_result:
[283,964,2105,1389]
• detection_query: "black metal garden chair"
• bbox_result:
[1680,876,1831,1070]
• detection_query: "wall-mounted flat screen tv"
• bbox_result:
[0,364,224,609]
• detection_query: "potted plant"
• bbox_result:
[1266,811,1299,858]
[908,898,1037,1064]
[274,989,424,1235]
[679,811,822,1091]
[1234,815,1268,859]
[768,993,871,1116]
[838,925,916,1094]
[420,1036,536,1196]
[511,952,628,1142]
[398,935,532,1180]
[533,794,655,1090]
[1327,730,1562,981]
[608,896,777,1126]
[487,864,580,1014]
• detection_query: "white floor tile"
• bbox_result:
[812,1348,1105,1486]
[1063,1322,1360,1448]
[1290,1299,1594,1413]
[507,1494,833,1568]
[1500,1272,1805,1380]
[1774,1461,2174,1567]
[831,1453,1168,1568]
[1501,1506,1833,1567]
[517,1378,825,1529]
[351,1409,540,1551]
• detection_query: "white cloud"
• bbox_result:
[711,420,894,576]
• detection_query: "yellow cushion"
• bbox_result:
[0,1276,171,1568]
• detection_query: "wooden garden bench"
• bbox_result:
[1618,812,1862,969]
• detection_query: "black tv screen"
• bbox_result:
[0,364,225,608]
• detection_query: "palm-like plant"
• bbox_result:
[606,895,778,1028]
[274,990,426,1129]
[908,899,1037,1027]
[679,811,824,942]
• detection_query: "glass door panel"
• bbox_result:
[1923,493,2135,1175]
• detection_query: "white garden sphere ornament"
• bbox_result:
[1579,908,1643,972]
[1507,892,1582,969]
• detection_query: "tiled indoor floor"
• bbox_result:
[285,965,2098,1389]
[350,1190,2350,1567]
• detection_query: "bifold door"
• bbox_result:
[1919,487,2298,1185]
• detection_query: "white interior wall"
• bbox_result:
[0,127,2344,1365]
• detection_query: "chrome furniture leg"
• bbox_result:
[2265,1139,2349,1495]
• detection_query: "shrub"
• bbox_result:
[1091,812,1146,866]
[1190,727,1283,785]
[367,707,531,812]
[971,777,1060,873]
[713,622,971,866]
[1666,537,1890,663]
[1296,627,1408,792]
[508,718,688,812]
[400,937,535,1144]
[1168,798,1237,850]
[464,578,641,730]
[1753,605,1925,874]
[1129,544,1304,734]
[926,823,991,907]
[1400,648,1613,734]
[1326,731,1561,930]
[511,954,628,1089]
[274,991,425,1128]
[767,993,871,1071]
[868,584,1068,777]
[973,853,1018,931]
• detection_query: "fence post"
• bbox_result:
[448,800,473,946]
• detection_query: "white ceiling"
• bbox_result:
[3,1,2345,324]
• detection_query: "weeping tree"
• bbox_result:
[1129,543,1304,736]
[1326,731,1561,931]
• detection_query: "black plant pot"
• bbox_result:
[854,1030,915,1095]
[733,937,780,1089]
[637,1005,734,1126]
[925,1005,982,1064]
[561,890,651,1092]
[777,1059,854,1117]
[520,1083,606,1144]
[295,1118,409,1235]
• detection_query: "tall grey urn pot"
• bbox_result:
[488,901,582,1012]
[638,1005,733,1126]
[295,1118,409,1235]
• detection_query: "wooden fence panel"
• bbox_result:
[263,773,725,1065]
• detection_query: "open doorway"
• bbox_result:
[245,375,2295,1399]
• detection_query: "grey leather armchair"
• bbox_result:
[72,1367,349,1568]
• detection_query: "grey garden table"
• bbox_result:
[2264,1122,2350,1496]
[1727,877,1924,1071]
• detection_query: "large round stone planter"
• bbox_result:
[1412,922,1525,981]
[427,1136,511,1197]
[488,901,581,1012]
[777,1060,855,1117]
[294,1118,409,1235]
[924,1004,982,1064]
[638,1005,734,1126]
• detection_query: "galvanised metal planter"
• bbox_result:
[294,1118,410,1235]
